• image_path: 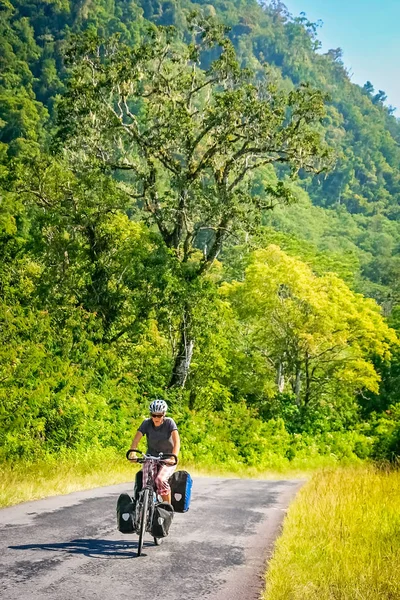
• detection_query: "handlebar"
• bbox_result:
[126,449,178,465]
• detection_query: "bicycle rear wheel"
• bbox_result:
[137,488,150,557]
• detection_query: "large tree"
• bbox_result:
[55,17,331,387]
[223,246,397,409]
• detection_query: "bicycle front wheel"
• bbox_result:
[137,488,150,557]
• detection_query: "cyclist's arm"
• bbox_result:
[130,430,143,452]
[171,429,180,458]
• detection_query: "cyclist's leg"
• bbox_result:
[154,464,176,503]
[134,469,143,500]
[141,460,153,489]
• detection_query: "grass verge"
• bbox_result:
[0,449,328,508]
[0,448,361,509]
[0,448,136,508]
[263,465,400,600]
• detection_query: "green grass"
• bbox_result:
[263,465,400,600]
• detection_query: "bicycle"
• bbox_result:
[126,448,178,557]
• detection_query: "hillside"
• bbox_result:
[2,0,400,301]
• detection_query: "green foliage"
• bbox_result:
[223,245,397,405]
[1,0,400,472]
[371,404,400,461]
[56,20,330,274]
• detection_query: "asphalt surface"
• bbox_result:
[0,477,302,600]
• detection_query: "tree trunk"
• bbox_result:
[276,360,285,393]
[294,368,302,405]
[168,308,194,388]
[304,354,311,405]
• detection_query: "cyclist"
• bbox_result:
[129,399,180,504]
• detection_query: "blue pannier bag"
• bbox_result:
[169,470,193,513]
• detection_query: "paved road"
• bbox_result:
[0,477,302,600]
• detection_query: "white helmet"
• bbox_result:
[149,399,168,414]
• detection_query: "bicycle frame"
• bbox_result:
[134,458,159,534]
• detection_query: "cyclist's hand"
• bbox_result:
[126,448,138,461]
[164,457,177,466]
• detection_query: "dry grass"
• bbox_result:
[0,449,136,508]
[0,447,360,509]
[0,450,314,508]
[263,465,400,600]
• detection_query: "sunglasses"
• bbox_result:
[151,413,164,418]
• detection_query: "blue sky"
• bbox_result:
[283,0,400,111]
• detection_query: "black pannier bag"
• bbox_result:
[151,502,174,538]
[169,470,193,513]
[116,492,136,534]
[134,470,143,500]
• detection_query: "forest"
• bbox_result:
[1,0,400,472]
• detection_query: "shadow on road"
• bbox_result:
[9,538,154,559]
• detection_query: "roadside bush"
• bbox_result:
[371,403,400,460]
